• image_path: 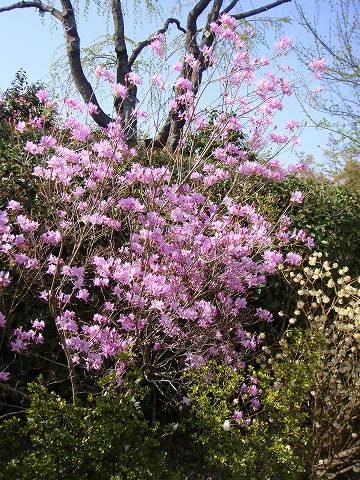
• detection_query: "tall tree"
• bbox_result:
[0,0,291,150]
[295,0,360,155]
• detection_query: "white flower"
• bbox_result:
[223,419,231,431]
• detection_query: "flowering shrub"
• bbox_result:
[3,14,359,479]
[0,20,325,409]
[0,115,312,400]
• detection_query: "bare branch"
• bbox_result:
[0,0,62,21]
[0,383,28,399]
[128,17,186,68]
[233,0,291,20]
[296,2,348,66]
[221,0,238,15]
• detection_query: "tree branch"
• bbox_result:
[0,383,28,399]
[200,0,224,53]
[0,0,62,21]
[111,0,138,142]
[128,17,186,68]
[156,0,215,151]
[111,0,130,84]
[221,0,238,15]
[1,0,113,128]
[233,0,291,20]
[296,2,347,66]
[186,0,213,53]
[59,0,112,127]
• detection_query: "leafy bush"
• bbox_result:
[177,332,316,480]
[245,174,360,275]
[0,376,175,480]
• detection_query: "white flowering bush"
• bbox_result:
[282,253,360,478]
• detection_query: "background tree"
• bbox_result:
[294,0,360,157]
[320,137,360,191]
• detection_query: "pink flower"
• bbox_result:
[151,75,168,91]
[175,77,192,91]
[40,135,57,148]
[32,319,45,330]
[0,371,9,382]
[39,290,50,301]
[200,45,216,65]
[103,302,115,312]
[280,78,293,95]
[185,53,200,72]
[15,121,26,133]
[290,191,304,204]
[210,21,222,36]
[16,215,39,233]
[64,97,84,112]
[31,116,43,129]
[0,271,10,287]
[87,102,99,114]
[285,252,302,266]
[72,124,91,142]
[6,200,21,211]
[36,89,49,103]
[24,141,44,155]
[173,60,183,72]
[309,58,326,78]
[112,83,128,98]
[94,66,115,82]
[233,410,243,422]
[76,289,89,301]
[220,13,236,30]
[269,132,289,144]
[312,86,324,94]
[132,109,148,119]
[256,308,273,323]
[126,72,142,85]
[150,34,165,56]
[275,34,292,51]
[0,311,5,328]
[41,230,62,245]
[285,120,300,131]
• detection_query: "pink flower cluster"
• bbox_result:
[150,32,165,57]
[309,58,326,79]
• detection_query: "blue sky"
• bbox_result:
[0,0,331,163]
